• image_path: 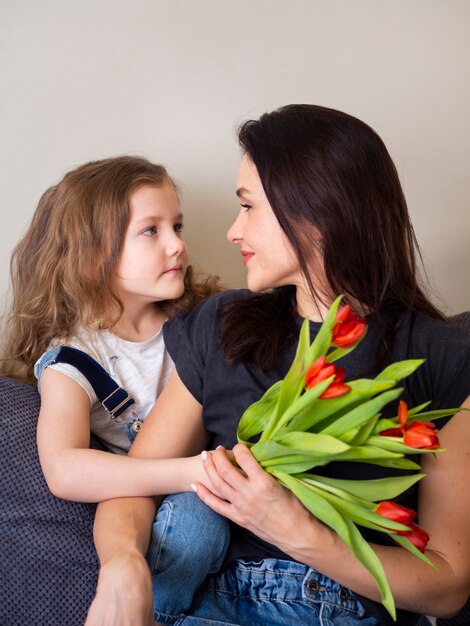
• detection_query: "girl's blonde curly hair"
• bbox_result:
[0,155,220,385]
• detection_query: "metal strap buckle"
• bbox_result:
[101,387,132,422]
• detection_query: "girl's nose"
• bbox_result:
[167,232,186,256]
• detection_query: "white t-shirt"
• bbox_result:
[34,326,173,454]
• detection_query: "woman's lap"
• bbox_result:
[156,558,378,626]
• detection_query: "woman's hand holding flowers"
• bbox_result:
[195,444,322,552]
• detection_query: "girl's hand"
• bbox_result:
[84,551,155,626]
[194,443,321,554]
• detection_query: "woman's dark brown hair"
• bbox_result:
[221,104,444,371]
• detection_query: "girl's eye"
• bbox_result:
[240,203,252,211]
[174,222,184,234]
[142,226,157,236]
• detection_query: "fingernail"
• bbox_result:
[216,445,223,449]
[190,483,198,492]
[201,450,208,461]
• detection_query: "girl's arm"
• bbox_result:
[37,367,208,502]
[196,396,470,618]
[85,369,207,626]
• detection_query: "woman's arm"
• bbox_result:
[195,396,470,618]
[37,367,208,501]
[85,369,207,626]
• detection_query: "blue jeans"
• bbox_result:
[155,556,379,626]
[147,493,231,623]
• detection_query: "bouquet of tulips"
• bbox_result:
[236,296,459,620]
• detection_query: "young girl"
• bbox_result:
[84,107,470,626]
[0,155,230,617]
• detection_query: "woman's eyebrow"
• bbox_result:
[236,187,252,198]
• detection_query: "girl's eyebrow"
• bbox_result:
[133,212,184,224]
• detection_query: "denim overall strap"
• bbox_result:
[52,346,135,419]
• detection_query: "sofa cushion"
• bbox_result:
[0,376,99,626]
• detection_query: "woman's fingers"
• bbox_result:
[232,443,267,478]
[200,447,240,499]
[192,481,241,523]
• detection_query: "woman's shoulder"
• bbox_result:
[398,310,470,409]
[404,311,470,352]
[168,289,253,325]
[195,288,255,310]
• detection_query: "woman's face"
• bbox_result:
[227,155,304,293]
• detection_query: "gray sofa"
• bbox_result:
[1,313,469,626]
[0,376,99,625]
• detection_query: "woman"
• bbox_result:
[85,105,470,626]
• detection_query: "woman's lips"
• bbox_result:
[240,250,254,265]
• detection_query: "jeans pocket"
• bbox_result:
[146,498,172,573]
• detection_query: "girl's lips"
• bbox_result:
[163,264,182,274]
[241,251,254,265]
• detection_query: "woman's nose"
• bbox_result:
[227,211,243,243]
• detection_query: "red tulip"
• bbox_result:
[375,500,417,526]
[379,400,440,450]
[375,501,430,553]
[305,357,350,399]
[319,383,351,399]
[397,400,408,429]
[396,522,429,552]
[332,305,367,348]
[403,422,440,450]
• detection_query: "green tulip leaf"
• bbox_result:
[262,318,311,440]
[273,432,351,455]
[285,378,398,434]
[375,359,424,382]
[341,414,380,445]
[305,472,425,502]
[392,535,436,568]
[298,476,411,532]
[321,389,403,438]
[356,457,422,471]
[305,295,343,365]
[404,408,463,422]
[267,377,334,436]
[407,402,431,415]
[367,435,445,455]
[237,380,282,444]
[277,472,396,619]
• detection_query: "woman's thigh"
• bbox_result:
[176,558,379,626]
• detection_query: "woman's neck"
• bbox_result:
[295,285,368,321]
[295,287,331,322]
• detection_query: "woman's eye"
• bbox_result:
[174,222,184,234]
[240,203,252,211]
[142,226,157,236]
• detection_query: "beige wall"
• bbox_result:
[1,0,469,313]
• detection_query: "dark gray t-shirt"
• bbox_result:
[163,290,470,625]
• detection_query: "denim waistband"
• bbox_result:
[162,558,378,626]
[207,558,359,607]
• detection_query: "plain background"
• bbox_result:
[1,0,469,314]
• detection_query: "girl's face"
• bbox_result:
[113,183,188,308]
[227,156,304,294]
